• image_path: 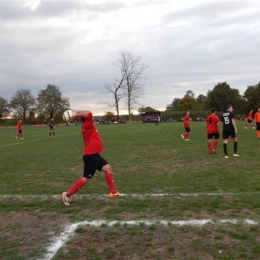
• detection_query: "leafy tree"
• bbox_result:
[166,98,180,111]
[196,94,207,109]
[205,82,243,113]
[37,84,70,118]
[0,97,10,118]
[9,89,36,121]
[177,90,200,111]
[102,111,114,122]
[138,106,158,113]
[243,82,260,112]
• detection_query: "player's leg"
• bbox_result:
[256,123,260,139]
[212,133,219,153]
[232,134,239,157]
[207,134,212,153]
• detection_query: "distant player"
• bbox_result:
[181,111,191,141]
[220,104,239,158]
[15,120,23,139]
[49,118,56,137]
[206,109,220,153]
[254,108,260,139]
[245,110,255,129]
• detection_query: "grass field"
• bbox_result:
[1,120,260,260]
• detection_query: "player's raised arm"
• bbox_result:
[69,110,91,122]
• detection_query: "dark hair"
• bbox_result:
[211,108,216,113]
[226,104,232,110]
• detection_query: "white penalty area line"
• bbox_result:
[2,192,260,200]
[41,218,260,260]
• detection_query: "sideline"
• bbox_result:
[40,218,260,260]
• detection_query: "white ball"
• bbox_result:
[62,110,75,122]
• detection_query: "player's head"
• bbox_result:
[226,104,233,111]
[211,108,216,113]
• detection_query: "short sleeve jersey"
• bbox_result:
[17,122,22,130]
[248,112,253,120]
[206,114,219,134]
[81,113,104,155]
[221,111,235,131]
[183,115,190,128]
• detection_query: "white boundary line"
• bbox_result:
[2,192,260,199]
[41,219,260,260]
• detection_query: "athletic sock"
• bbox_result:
[207,142,212,152]
[213,140,219,150]
[223,143,227,156]
[257,131,260,139]
[234,142,238,154]
[105,173,116,194]
[66,178,87,197]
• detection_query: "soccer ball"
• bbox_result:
[62,110,75,122]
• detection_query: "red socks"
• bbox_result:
[105,173,116,194]
[207,141,212,152]
[66,178,86,197]
[213,140,219,150]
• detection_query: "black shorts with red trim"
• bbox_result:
[82,154,108,179]
[207,133,219,139]
[222,130,236,140]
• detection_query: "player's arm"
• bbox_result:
[232,118,238,133]
[68,110,91,122]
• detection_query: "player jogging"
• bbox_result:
[206,108,220,153]
[15,120,23,139]
[49,118,56,137]
[245,110,255,129]
[220,104,239,159]
[61,110,120,206]
[181,111,191,141]
[254,108,260,139]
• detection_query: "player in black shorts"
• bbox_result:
[49,118,55,137]
[220,104,239,159]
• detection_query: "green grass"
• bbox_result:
[0,121,260,259]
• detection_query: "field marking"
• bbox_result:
[41,218,260,260]
[1,192,260,200]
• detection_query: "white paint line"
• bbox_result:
[40,219,260,260]
[2,192,260,200]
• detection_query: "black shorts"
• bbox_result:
[207,133,219,139]
[248,119,252,123]
[185,127,190,132]
[83,154,108,179]
[222,130,236,140]
[18,130,22,134]
[256,123,260,131]
[50,126,54,130]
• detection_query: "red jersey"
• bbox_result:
[206,114,219,134]
[183,115,190,128]
[248,111,253,120]
[81,113,104,155]
[17,122,22,130]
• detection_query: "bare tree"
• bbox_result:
[121,51,147,121]
[0,97,10,118]
[9,89,36,121]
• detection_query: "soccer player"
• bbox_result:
[254,108,260,139]
[220,104,239,159]
[245,110,255,129]
[206,109,220,153]
[15,120,23,139]
[181,111,191,141]
[61,110,120,206]
[49,118,55,137]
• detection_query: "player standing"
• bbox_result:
[220,105,239,159]
[181,111,191,141]
[15,120,23,139]
[254,108,260,139]
[245,110,255,129]
[61,110,119,206]
[206,109,220,153]
[49,118,56,137]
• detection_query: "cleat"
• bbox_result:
[225,156,230,159]
[181,134,184,140]
[61,192,71,206]
[233,154,240,157]
[185,139,190,141]
[15,136,17,139]
[212,149,217,154]
[109,191,120,199]
[252,127,255,129]
[244,127,247,129]
[20,138,24,139]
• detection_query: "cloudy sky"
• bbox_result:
[0,0,260,115]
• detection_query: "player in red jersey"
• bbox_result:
[61,110,119,206]
[245,110,255,129]
[181,111,191,141]
[15,120,23,139]
[206,109,220,153]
